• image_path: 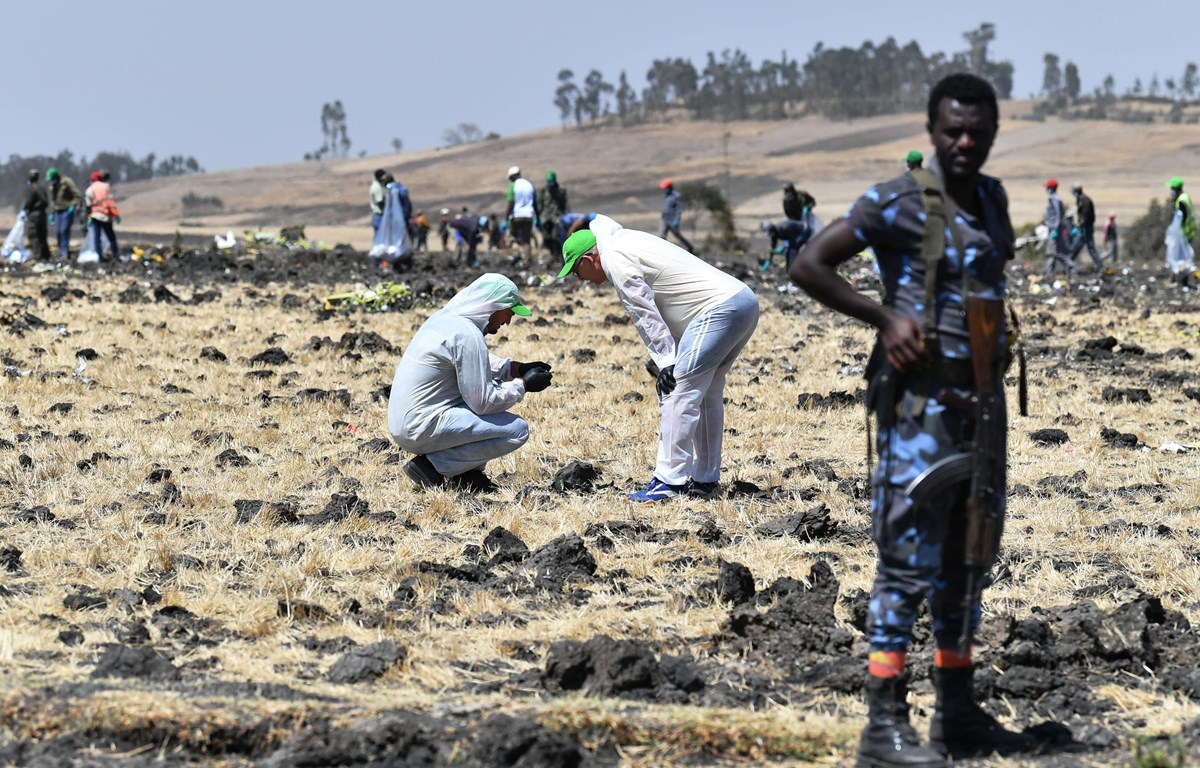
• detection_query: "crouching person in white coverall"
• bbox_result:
[558,214,759,504]
[388,273,553,493]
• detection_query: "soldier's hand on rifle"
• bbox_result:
[881,311,929,374]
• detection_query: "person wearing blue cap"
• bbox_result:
[388,273,551,493]
[559,214,759,503]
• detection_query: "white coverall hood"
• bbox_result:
[442,273,529,331]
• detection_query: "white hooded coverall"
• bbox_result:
[387,274,530,477]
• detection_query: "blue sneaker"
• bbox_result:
[627,477,686,504]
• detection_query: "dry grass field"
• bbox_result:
[4,100,1200,765]
[1,238,1199,765]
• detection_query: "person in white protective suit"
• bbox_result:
[557,214,759,504]
[370,177,414,268]
[388,273,553,493]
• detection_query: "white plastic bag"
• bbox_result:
[3,210,27,262]
[1165,213,1195,274]
[77,221,100,263]
[369,183,413,260]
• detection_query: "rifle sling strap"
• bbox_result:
[908,168,978,415]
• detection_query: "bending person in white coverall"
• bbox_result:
[387,273,553,493]
[558,214,759,503]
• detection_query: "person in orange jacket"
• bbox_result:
[85,170,120,260]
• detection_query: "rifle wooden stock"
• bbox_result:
[960,295,1005,648]
[966,296,1003,396]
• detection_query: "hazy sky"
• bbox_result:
[9,0,1185,171]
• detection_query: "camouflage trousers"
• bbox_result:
[868,379,1007,652]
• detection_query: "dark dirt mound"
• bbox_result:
[716,559,756,605]
[1029,428,1070,446]
[551,461,603,493]
[91,644,181,681]
[513,533,597,591]
[259,709,603,768]
[542,634,704,703]
[481,526,530,566]
[326,640,406,684]
[717,561,858,692]
[470,714,586,768]
[754,503,838,541]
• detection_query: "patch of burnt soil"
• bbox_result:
[712,553,1192,747]
[261,710,602,768]
[716,561,859,693]
[0,692,610,767]
[542,634,705,704]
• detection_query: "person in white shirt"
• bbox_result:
[505,166,538,261]
[558,214,759,503]
[388,273,553,493]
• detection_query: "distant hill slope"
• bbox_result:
[40,101,1200,249]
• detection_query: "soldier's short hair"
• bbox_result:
[927,73,998,128]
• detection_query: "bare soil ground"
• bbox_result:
[1,239,1199,765]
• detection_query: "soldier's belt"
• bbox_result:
[925,357,974,389]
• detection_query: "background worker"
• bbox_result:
[438,208,452,251]
[369,169,387,235]
[904,150,924,171]
[411,210,430,253]
[1168,177,1197,245]
[761,218,814,272]
[538,170,569,258]
[782,183,817,221]
[449,213,486,267]
[1042,179,1068,277]
[85,170,120,261]
[21,170,51,262]
[658,179,694,252]
[505,166,538,261]
[1166,177,1196,276]
[1070,184,1103,269]
[46,168,80,260]
[790,73,1034,767]
[387,274,551,494]
[555,211,593,246]
[559,214,758,504]
[1103,212,1119,263]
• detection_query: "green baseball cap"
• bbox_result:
[1168,177,1185,189]
[546,170,557,181]
[904,150,923,165]
[558,230,597,279]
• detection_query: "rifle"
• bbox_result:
[902,295,1004,649]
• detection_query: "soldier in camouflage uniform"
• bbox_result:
[538,170,569,258]
[791,73,1034,767]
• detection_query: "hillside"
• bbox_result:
[23,101,1200,250]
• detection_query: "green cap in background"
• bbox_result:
[904,150,923,165]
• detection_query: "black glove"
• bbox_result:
[655,365,676,397]
[521,367,553,393]
[518,360,552,375]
